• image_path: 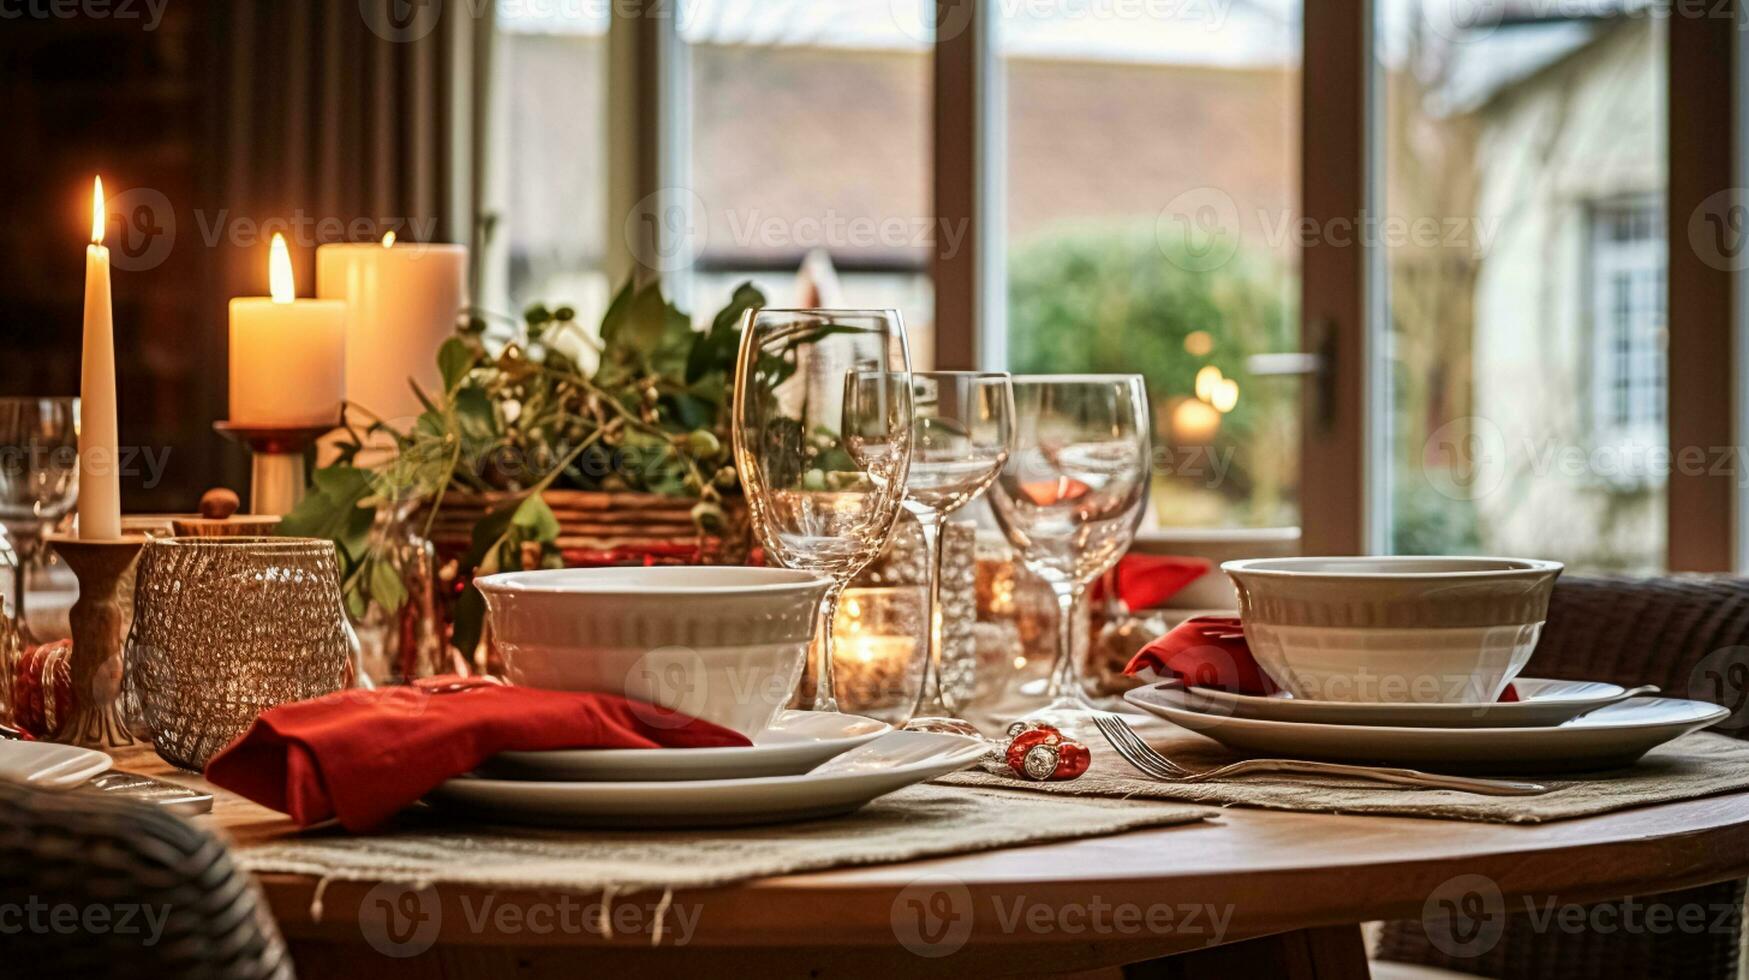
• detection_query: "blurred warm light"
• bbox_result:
[1212,378,1240,413]
[1183,330,1213,357]
[382,231,397,248]
[1172,397,1222,442]
[269,233,295,304]
[90,176,106,244]
[1194,365,1223,402]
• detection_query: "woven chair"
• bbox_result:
[1373,574,1749,980]
[0,774,293,979]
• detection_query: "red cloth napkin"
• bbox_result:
[1124,615,1279,694]
[204,676,751,832]
[1124,616,1520,701]
[1092,554,1212,612]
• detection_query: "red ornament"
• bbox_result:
[1002,722,1091,781]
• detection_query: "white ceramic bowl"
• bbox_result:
[1222,556,1563,704]
[476,566,833,737]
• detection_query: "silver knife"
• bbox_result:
[86,769,214,815]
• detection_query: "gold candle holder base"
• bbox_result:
[45,532,148,749]
[214,421,337,517]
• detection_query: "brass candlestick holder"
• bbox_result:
[214,421,336,516]
[46,532,148,748]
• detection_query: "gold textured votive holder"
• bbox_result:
[123,536,358,770]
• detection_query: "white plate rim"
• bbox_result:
[1192,677,1627,711]
[1127,683,1730,737]
[0,742,113,790]
[489,710,892,767]
[453,731,988,795]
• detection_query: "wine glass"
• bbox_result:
[732,309,914,713]
[987,376,1152,725]
[890,372,1013,735]
[0,398,81,632]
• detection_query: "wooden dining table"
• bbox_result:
[111,745,1749,979]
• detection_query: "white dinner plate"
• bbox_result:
[1170,678,1639,729]
[0,740,112,790]
[429,731,989,828]
[478,710,892,782]
[1125,683,1730,774]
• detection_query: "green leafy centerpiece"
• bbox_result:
[280,278,766,658]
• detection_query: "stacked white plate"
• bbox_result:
[425,711,989,828]
[0,741,112,790]
[1124,679,1730,774]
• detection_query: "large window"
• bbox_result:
[488,5,612,338]
[1378,1,1669,571]
[1000,2,1303,530]
[489,0,1739,572]
[678,0,936,362]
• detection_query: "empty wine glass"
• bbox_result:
[988,376,1152,725]
[732,310,914,713]
[0,398,80,631]
[891,372,1013,735]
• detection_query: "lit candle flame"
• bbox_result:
[269,233,295,304]
[90,176,106,245]
[382,230,396,248]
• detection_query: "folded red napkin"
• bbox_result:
[1123,615,1279,694]
[204,676,751,832]
[1092,554,1211,612]
[1124,616,1520,701]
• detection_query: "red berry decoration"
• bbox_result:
[13,639,73,739]
[1002,721,1091,781]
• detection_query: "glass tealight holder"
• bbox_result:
[823,585,929,726]
[122,537,357,770]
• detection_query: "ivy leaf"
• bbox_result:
[623,280,671,353]
[686,283,762,384]
[452,386,499,448]
[669,391,714,431]
[464,496,522,570]
[511,493,561,542]
[438,337,477,393]
[711,281,764,339]
[278,465,376,562]
[366,554,409,614]
[598,278,636,345]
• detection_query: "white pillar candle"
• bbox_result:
[228,234,346,427]
[78,176,121,540]
[316,237,468,429]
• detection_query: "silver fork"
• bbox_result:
[1092,714,1550,797]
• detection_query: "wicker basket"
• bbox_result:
[427,489,752,567]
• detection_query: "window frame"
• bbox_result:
[599,0,1741,570]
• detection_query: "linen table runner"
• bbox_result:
[943,726,1749,824]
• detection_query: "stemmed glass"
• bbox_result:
[0,398,81,632]
[988,376,1152,725]
[733,310,914,713]
[893,372,1013,735]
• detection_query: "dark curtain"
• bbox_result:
[199,0,494,493]
[0,2,494,511]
